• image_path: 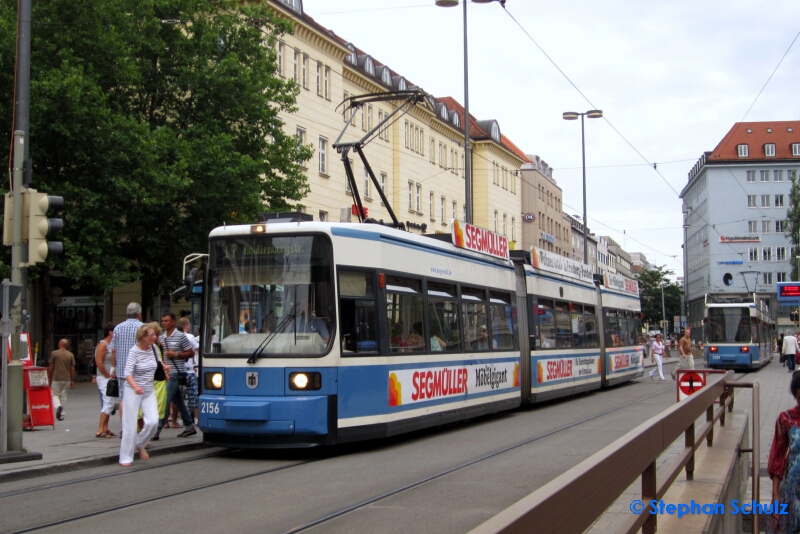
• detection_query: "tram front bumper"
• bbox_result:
[199,395,329,436]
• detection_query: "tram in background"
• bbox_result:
[704,295,774,370]
[196,215,644,448]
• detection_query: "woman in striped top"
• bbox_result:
[119,323,170,466]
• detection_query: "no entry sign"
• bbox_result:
[678,371,705,400]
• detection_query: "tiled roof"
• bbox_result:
[709,121,800,162]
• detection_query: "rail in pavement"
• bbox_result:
[0,381,206,482]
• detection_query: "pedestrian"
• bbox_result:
[648,334,667,381]
[119,323,168,466]
[154,312,197,439]
[94,323,117,438]
[110,303,143,423]
[671,328,695,380]
[178,318,200,424]
[48,339,75,421]
[782,332,798,373]
[766,372,800,533]
[779,333,785,366]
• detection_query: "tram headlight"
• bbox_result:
[205,372,224,390]
[289,372,322,391]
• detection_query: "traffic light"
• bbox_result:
[23,189,63,265]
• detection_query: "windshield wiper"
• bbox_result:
[246,307,295,364]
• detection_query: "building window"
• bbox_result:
[295,126,306,164]
[461,154,465,177]
[463,204,466,221]
[361,107,366,131]
[404,121,409,149]
[748,195,757,208]
[277,42,284,76]
[440,196,445,222]
[511,217,515,241]
[494,210,498,232]
[761,194,771,208]
[377,110,384,139]
[316,62,322,95]
[765,143,776,157]
[763,247,773,262]
[793,143,800,156]
[367,104,373,132]
[429,191,434,218]
[380,172,387,195]
[749,247,759,261]
[777,220,786,233]
[363,167,371,199]
[748,220,758,234]
[503,213,507,236]
[511,171,516,194]
[301,54,308,88]
[430,139,436,163]
[416,184,421,212]
[738,144,749,157]
[324,67,330,99]
[778,272,788,283]
[762,220,771,233]
[452,200,457,222]
[777,247,787,261]
[776,194,785,207]
[775,170,784,182]
[408,181,413,210]
[763,272,773,285]
[760,170,769,182]
[319,210,327,222]
[318,136,327,174]
[746,170,756,182]
[293,49,299,82]
[343,91,349,121]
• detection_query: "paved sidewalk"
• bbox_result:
[0,380,204,482]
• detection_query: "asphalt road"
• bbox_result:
[1,375,680,534]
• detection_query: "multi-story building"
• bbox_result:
[520,155,570,256]
[603,237,633,277]
[596,236,613,273]
[565,214,597,270]
[680,121,800,335]
[629,252,652,275]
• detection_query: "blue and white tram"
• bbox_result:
[197,217,643,447]
[704,295,774,370]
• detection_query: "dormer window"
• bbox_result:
[490,121,500,142]
[765,143,776,157]
[345,44,357,64]
[393,76,407,91]
[793,143,800,156]
[439,105,448,120]
[381,67,391,85]
[428,95,436,108]
[281,0,302,14]
[451,112,460,128]
[737,144,749,158]
[363,56,375,76]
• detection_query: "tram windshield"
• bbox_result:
[706,307,751,343]
[205,235,334,356]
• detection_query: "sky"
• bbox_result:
[300,0,800,280]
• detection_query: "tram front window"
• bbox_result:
[706,307,751,343]
[205,235,334,356]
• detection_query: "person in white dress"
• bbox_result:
[649,334,667,381]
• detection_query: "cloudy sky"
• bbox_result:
[301,0,800,279]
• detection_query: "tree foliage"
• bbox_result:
[1,0,312,301]
[637,266,683,335]
[787,170,800,280]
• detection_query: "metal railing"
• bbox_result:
[469,371,759,534]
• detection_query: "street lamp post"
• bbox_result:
[563,110,603,265]
[682,207,693,321]
[436,0,504,224]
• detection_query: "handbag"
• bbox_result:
[169,356,188,386]
[152,346,167,381]
[106,378,119,398]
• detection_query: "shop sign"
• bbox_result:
[452,220,510,260]
[531,247,594,283]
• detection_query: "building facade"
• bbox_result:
[520,155,570,255]
[680,121,800,335]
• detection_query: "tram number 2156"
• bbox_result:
[201,401,220,415]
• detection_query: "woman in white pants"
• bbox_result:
[649,334,666,381]
[120,323,169,466]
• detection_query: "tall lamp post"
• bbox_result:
[436,0,504,224]
[563,110,603,264]
[682,207,693,322]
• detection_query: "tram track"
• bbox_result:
[6,371,746,534]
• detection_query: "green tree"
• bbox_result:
[637,266,683,335]
[786,170,800,280]
[1,0,312,303]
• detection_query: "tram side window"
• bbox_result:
[570,304,584,348]
[633,315,644,345]
[537,299,556,349]
[554,302,572,349]
[428,282,460,351]
[338,270,378,355]
[619,313,632,347]
[462,287,489,351]
[489,291,515,350]
[584,306,598,348]
[387,276,425,353]
[750,317,759,344]
[605,310,620,347]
